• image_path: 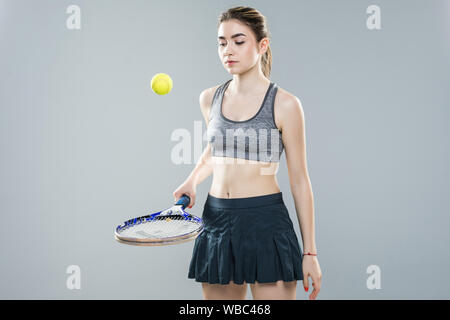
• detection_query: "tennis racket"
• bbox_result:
[114,194,204,246]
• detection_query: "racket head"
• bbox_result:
[114,205,204,246]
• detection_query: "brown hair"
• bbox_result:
[218,6,272,79]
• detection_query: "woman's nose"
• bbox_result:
[224,46,234,55]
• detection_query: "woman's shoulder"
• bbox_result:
[274,85,301,107]
[273,85,304,132]
[199,83,222,125]
[199,84,222,110]
[199,83,221,103]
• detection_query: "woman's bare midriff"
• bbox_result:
[208,156,281,199]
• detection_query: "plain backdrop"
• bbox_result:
[1,0,449,299]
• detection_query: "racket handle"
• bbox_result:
[175,194,191,209]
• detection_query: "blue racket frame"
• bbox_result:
[115,194,203,235]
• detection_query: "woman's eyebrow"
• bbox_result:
[218,33,247,40]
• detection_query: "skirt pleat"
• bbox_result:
[246,234,257,283]
[206,232,218,283]
[289,231,303,280]
[273,232,294,281]
[230,233,243,284]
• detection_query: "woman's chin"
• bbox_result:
[227,68,241,75]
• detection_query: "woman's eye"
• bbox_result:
[219,42,245,47]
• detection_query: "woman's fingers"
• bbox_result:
[189,194,196,208]
[309,275,321,300]
[302,273,309,292]
[173,188,196,208]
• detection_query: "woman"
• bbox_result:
[173,6,322,300]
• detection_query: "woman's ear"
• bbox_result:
[259,38,269,54]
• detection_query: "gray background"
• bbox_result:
[1,0,449,299]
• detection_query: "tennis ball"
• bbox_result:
[151,73,173,95]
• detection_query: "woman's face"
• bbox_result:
[217,19,268,75]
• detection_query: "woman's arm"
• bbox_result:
[279,95,316,254]
[277,92,321,299]
[186,143,214,187]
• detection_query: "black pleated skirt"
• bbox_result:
[188,191,304,285]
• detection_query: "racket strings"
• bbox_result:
[118,215,201,239]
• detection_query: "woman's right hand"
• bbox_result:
[173,179,196,209]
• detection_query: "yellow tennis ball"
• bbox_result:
[151,73,173,95]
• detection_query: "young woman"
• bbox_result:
[173,6,322,300]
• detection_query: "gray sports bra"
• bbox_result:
[206,79,284,163]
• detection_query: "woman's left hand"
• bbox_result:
[302,255,322,300]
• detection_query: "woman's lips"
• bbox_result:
[227,61,237,65]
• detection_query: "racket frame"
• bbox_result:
[114,202,204,246]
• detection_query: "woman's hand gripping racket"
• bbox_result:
[114,194,203,246]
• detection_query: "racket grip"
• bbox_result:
[175,194,191,209]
